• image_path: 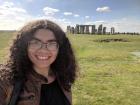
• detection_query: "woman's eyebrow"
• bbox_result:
[32,37,42,42]
[32,37,57,43]
[47,39,57,42]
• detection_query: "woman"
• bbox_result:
[0,19,77,105]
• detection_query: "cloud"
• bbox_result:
[35,16,71,31]
[64,12,80,18]
[0,2,139,33]
[1,1,14,7]
[0,2,32,30]
[95,21,106,24]
[112,18,140,33]
[0,2,26,15]
[85,18,140,33]
[85,16,90,19]
[64,12,73,16]
[96,6,111,13]
[0,2,71,31]
[43,7,59,16]
[85,20,106,25]
[26,0,34,2]
[74,14,79,17]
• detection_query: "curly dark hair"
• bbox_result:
[6,19,77,91]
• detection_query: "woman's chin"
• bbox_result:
[34,64,50,70]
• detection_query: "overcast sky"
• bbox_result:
[0,0,140,32]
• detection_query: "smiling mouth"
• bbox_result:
[35,55,50,60]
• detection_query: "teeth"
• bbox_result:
[37,56,49,60]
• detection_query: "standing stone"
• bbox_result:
[85,25,89,34]
[67,26,71,34]
[111,27,115,34]
[75,24,79,34]
[91,25,96,34]
[98,24,103,35]
[103,27,106,35]
[80,25,85,34]
[71,27,75,34]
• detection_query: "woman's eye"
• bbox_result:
[33,41,39,44]
[31,40,40,44]
[29,40,41,47]
[48,42,57,46]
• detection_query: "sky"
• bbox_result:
[0,0,140,33]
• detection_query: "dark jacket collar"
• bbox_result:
[27,70,72,105]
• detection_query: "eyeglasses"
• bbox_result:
[28,38,59,51]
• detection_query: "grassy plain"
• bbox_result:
[0,32,140,105]
[68,34,140,105]
[0,31,15,63]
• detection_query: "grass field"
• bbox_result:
[0,32,140,105]
[0,31,15,63]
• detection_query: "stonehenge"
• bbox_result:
[67,24,115,35]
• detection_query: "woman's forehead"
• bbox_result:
[33,29,56,42]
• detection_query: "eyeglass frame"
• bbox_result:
[28,37,59,51]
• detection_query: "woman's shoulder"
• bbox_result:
[0,64,12,85]
[0,64,13,105]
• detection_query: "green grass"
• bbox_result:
[0,31,15,63]
[68,34,140,105]
[0,32,140,105]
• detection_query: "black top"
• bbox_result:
[39,80,70,105]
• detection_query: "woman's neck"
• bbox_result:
[33,66,55,84]
[33,66,50,78]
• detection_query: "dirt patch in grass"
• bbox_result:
[94,38,129,42]
[131,52,140,57]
